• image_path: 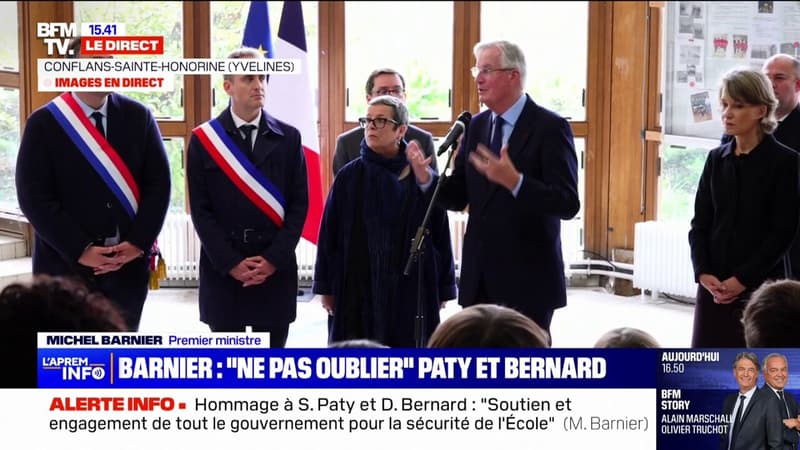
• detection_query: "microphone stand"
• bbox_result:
[404,141,459,348]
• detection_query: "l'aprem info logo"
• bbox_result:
[41,356,107,381]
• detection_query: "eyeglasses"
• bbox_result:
[470,67,515,78]
[372,88,404,96]
[358,117,399,129]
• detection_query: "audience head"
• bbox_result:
[427,304,549,348]
[594,327,660,348]
[0,275,127,387]
[743,279,800,347]
[329,339,388,349]
[0,275,127,332]
[719,68,778,135]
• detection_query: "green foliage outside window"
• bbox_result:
[74,1,184,120]
[658,145,708,222]
[0,88,20,211]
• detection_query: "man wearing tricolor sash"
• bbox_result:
[187,47,308,348]
[15,37,171,331]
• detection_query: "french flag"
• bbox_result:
[244,1,323,245]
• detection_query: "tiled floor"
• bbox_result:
[139,286,696,348]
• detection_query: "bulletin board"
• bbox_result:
[664,1,800,140]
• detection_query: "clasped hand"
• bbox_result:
[699,274,745,304]
[78,241,143,275]
[229,256,276,287]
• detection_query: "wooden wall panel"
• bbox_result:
[21,2,72,115]
[584,1,613,256]
[607,1,648,251]
[318,1,344,195]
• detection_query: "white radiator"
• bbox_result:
[157,213,201,281]
[633,221,697,298]
[157,212,580,283]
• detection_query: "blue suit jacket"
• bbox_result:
[720,386,783,450]
[438,95,579,318]
[187,107,308,328]
[764,386,800,450]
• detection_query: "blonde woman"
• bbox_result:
[689,68,799,347]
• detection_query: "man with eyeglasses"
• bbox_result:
[436,40,580,344]
[332,68,437,176]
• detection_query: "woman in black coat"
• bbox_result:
[313,96,457,347]
[689,68,799,347]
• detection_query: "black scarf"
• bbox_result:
[359,139,409,225]
[357,139,411,342]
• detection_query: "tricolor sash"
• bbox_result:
[47,92,140,219]
[192,119,286,227]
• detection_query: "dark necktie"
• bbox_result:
[490,116,504,155]
[778,390,790,418]
[731,394,746,448]
[239,124,257,152]
[91,111,105,137]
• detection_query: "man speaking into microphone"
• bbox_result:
[437,40,580,344]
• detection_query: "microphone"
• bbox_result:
[437,111,472,156]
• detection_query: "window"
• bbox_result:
[209,1,318,118]
[658,136,715,223]
[344,2,453,122]
[0,2,19,212]
[564,137,585,264]
[163,137,185,213]
[0,88,20,212]
[0,3,18,71]
[481,1,588,121]
[74,1,185,121]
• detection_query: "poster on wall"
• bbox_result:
[665,1,800,140]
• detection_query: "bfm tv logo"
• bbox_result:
[41,356,107,381]
[37,23,79,56]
